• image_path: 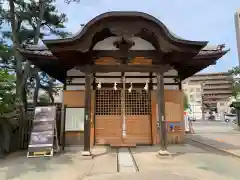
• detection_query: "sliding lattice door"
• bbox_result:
[95,88,152,145]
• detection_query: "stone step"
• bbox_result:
[110,144,136,147]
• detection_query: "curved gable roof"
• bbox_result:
[43,11,208,48]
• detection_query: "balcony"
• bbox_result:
[188,75,231,81]
[203,90,232,94]
[203,85,232,90]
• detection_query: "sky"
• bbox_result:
[54,0,239,73]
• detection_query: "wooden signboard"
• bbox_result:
[27,106,59,158]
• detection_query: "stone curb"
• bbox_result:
[187,137,240,159]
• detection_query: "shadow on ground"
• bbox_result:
[0,146,84,179]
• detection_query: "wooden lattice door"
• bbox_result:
[95,89,122,145]
[124,89,152,144]
[95,88,152,145]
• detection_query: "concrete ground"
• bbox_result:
[0,146,118,180]
[0,144,240,180]
[190,120,240,157]
[192,120,236,134]
[1,120,240,180]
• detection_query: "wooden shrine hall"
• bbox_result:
[18,11,228,155]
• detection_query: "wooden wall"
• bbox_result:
[63,90,85,146]
[152,90,185,145]
[63,90,85,107]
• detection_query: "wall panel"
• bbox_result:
[151,90,185,145]
[63,90,85,107]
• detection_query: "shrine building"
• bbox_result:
[18,11,228,154]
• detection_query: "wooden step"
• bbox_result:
[110,143,136,148]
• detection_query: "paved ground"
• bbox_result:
[192,120,237,134]
[0,146,118,180]
[189,119,240,157]
[1,144,240,180]
[1,120,240,180]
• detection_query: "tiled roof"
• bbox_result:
[19,47,53,56]
[197,44,228,56]
[19,44,227,57]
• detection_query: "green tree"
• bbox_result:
[1,0,69,109]
[0,0,69,155]
[38,93,50,104]
[184,93,189,110]
[0,69,16,114]
[229,66,240,98]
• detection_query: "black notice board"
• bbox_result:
[28,106,56,152]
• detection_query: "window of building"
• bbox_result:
[190,95,194,102]
[219,102,225,106]
[196,94,201,99]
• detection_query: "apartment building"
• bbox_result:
[182,83,203,120]
[182,72,233,111]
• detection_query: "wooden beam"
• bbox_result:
[66,75,178,79]
[76,64,172,73]
[91,50,158,59]
[66,82,179,86]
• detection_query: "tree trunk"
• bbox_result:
[32,0,46,107]
[9,0,24,106]
[22,82,28,112]
[33,73,40,107]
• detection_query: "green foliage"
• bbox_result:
[1,0,71,43]
[184,93,189,110]
[0,43,14,70]
[38,93,50,104]
[0,0,70,107]
[232,83,240,98]
[229,66,240,98]
[229,66,240,75]
[0,69,16,114]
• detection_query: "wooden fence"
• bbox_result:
[9,105,62,152]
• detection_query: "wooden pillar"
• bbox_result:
[61,73,67,151]
[156,72,167,150]
[121,72,126,137]
[178,82,182,90]
[82,72,92,155]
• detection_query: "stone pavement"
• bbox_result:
[84,145,233,180]
[188,133,240,157]
[0,146,118,180]
[83,169,229,180]
[0,145,240,180]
